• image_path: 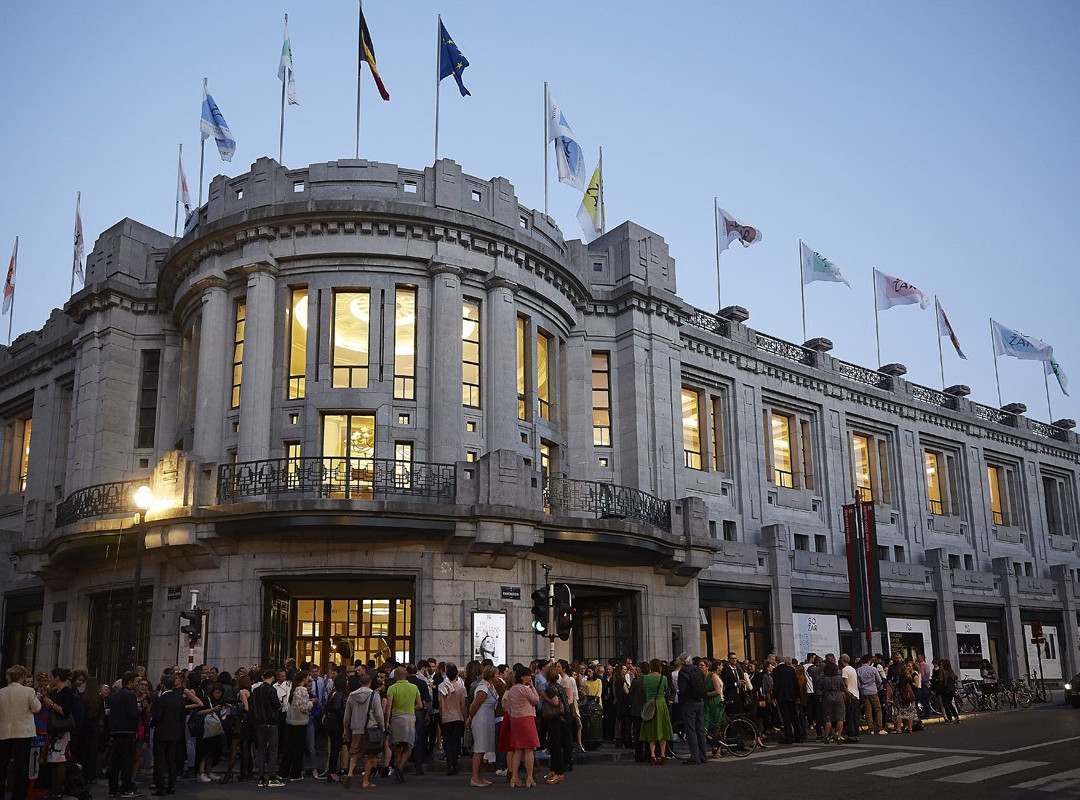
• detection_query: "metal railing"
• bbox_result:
[683,311,730,337]
[543,476,671,531]
[1028,420,1069,442]
[971,402,1016,427]
[992,509,1007,526]
[773,469,796,489]
[928,499,944,516]
[56,479,141,527]
[754,333,816,366]
[217,457,456,504]
[910,384,957,409]
[837,360,892,390]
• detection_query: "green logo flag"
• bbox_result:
[800,240,850,288]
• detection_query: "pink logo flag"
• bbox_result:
[875,268,930,311]
[716,204,763,254]
[936,298,967,360]
[2,238,15,315]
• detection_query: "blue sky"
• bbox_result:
[2,1,1078,422]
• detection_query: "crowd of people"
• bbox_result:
[0,649,979,799]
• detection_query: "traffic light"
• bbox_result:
[531,589,549,634]
[555,598,576,641]
[180,609,204,642]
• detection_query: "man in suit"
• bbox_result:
[150,674,186,795]
[771,658,801,743]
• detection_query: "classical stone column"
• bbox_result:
[485,275,518,454]
[192,280,230,460]
[238,262,278,463]
[428,260,464,465]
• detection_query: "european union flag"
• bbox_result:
[438,18,471,97]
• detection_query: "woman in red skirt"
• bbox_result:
[498,666,540,787]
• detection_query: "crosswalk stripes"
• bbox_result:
[1013,768,1080,792]
[869,755,982,777]
[937,760,1049,784]
[813,751,922,772]
[757,748,868,766]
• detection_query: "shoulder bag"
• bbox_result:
[363,692,385,755]
[640,677,662,722]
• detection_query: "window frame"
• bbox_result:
[331,290,371,390]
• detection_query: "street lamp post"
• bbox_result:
[129,485,154,671]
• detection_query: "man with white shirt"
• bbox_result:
[839,654,860,743]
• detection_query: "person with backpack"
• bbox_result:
[676,655,707,765]
[342,673,385,790]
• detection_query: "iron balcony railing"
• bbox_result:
[56,479,141,527]
[217,457,456,504]
[543,476,671,532]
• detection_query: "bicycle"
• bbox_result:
[707,715,759,758]
[1026,674,1052,704]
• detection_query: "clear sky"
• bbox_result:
[2,1,1078,422]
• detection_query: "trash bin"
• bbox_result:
[579,699,604,751]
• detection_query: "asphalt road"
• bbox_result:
[122,704,1080,800]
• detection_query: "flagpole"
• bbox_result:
[70,192,79,296]
[872,268,882,368]
[199,78,207,206]
[935,296,946,390]
[1042,366,1054,421]
[174,144,183,238]
[6,236,16,347]
[279,14,288,165]
[355,1,363,159]
[799,240,808,343]
[714,198,722,311]
[990,318,1003,407]
[543,82,549,216]
[598,146,605,235]
[434,14,442,163]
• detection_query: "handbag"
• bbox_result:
[362,693,385,755]
[47,709,75,736]
[640,677,663,722]
[187,712,205,738]
[463,722,474,751]
[202,711,224,738]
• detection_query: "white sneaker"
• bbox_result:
[197,774,212,784]
[494,769,508,777]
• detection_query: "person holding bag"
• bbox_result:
[42,668,77,800]
[638,660,673,765]
[281,674,312,781]
[0,665,42,800]
[342,673,385,790]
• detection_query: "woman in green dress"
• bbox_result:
[638,659,674,764]
[702,659,726,756]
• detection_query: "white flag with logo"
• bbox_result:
[278,16,298,105]
[1047,358,1069,396]
[73,193,85,285]
[717,204,763,253]
[874,268,930,310]
[546,86,586,190]
[800,240,850,287]
[991,319,1054,362]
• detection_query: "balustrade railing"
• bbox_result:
[1028,420,1069,442]
[543,476,671,532]
[684,311,730,337]
[56,480,141,527]
[217,457,456,504]
[971,402,1016,427]
[836,360,892,390]
[910,384,957,409]
[754,333,816,366]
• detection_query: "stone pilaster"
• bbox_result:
[237,262,278,463]
[428,260,465,464]
[192,280,229,460]
[992,556,1026,682]
[485,275,518,454]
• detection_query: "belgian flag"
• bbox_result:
[359,6,390,101]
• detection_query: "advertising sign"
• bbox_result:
[793,613,841,660]
[955,620,990,680]
[472,611,506,665]
[886,617,934,663]
[1023,624,1062,680]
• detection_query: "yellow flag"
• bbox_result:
[576,164,603,242]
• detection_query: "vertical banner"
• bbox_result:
[859,501,886,635]
[842,502,869,634]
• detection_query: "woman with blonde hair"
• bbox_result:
[466,665,498,787]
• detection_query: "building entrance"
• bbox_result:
[263,577,414,671]
[568,587,638,663]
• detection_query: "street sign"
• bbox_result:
[500,586,521,600]
[1031,637,1046,645]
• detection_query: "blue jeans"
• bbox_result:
[679,701,706,764]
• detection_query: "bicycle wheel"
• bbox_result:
[984,693,1000,711]
[1014,688,1033,709]
[928,694,944,716]
[722,717,758,758]
[959,694,978,714]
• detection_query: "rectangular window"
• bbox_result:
[682,388,703,470]
[925,451,944,514]
[393,286,416,400]
[964,554,974,570]
[794,534,809,551]
[230,299,246,408]
[322,413,375,498]
[284,440,301,487]
[136,349,161,449]
[394,441,413,489]
[332,291,370,388]
[770,412,793,487]
[1042,472,1075,538]
[851,431,893,505]
[537,331,552,421]
[516,316,528,420]
[540,440,552,479]
[15,416,32,493]
[287,288,307,399]
[987,464,1008,526]
[591,352,611,447]
[462,300,481,408]
[711,396,725,472]
[853,433,872,502]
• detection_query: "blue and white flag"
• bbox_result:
[991,319,1054,362]
[546,87,586,190]
[200,82,236,162]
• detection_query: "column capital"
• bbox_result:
[427,256,467,279]
[227,258,279,282]
[190,275,230,295]
[484,274,517,294]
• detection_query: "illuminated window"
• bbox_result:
[987,464,1011,526]
[923,446,962,517]
[230,299,246,408]
[853,433,872,501]
[540,440,556,479]
[394,441,413,489]
[591,352,611,446]
[682,388,703,470]
[711,395,725,472]
[516,316,528,420]
[322,413,375,498]
[15,416,32,492]
[537,331,552,421]
[762,407,816,491]
[286,287,307,399]
[852,432,893,505]
[284,440,301,487]
[770,412,793,487]
[393,286,416,400]
[332,291,369,389]
[462,300,481,408]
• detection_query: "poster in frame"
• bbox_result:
[472,611,506,665]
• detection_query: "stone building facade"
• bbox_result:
[1,157,1078,684]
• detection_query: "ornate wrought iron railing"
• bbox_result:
[1028,420,1069,442]
[683,311,730,337]
[971,402,1016,427]
[836,360,892,390]
[56,479,141,527]
[543,476,671,532]
[218,457,456,504]
[754,333,816,366]
[910,384,957,410]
